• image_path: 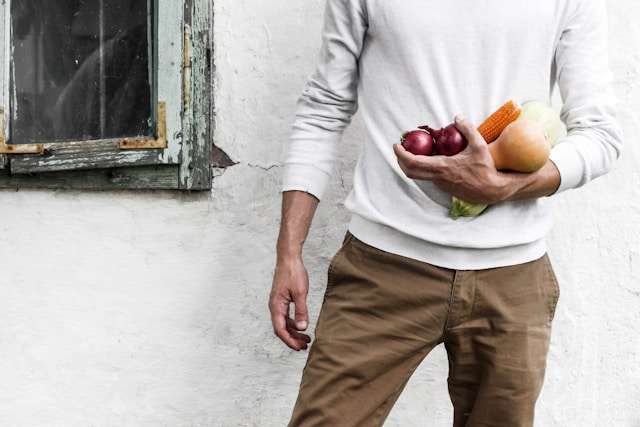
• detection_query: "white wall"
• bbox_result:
[1,1,639,426]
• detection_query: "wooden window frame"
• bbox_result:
[0,0,213,190]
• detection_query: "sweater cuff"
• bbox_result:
[548,138,586,195]
[281,163,332,201]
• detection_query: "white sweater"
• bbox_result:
[281,0,624,270]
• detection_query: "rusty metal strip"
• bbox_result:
[182,23,192,113]
[119,101,168,150]
[0,107,45,154]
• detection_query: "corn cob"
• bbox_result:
[477,100,522,143]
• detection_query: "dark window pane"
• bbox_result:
[10,0,155,144]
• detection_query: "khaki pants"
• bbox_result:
[288,231,560,427]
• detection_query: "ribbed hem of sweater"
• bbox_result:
[348,213,547,271]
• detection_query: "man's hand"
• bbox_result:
[269,255,312,351]
[270,190,318,351]
[393,116,510,204]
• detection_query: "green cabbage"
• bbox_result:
[449,197,489,219]
[520,101,566,147]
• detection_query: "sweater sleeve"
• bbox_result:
[548,0,624,195]
[280,0,368,201]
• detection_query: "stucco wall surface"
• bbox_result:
[1,1,639,426]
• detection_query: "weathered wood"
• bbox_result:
[0,165,181,190]
[158,0,185,163]
[9,139,169,174]
[1,0,6,169]
[1,2,42,163]
[179,0,213,190]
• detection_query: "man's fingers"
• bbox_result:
[292,288,309,331]
[393,144,444,179]
[454,115,484,149]
[270,298,304,351]
[275,319,305,350]
[286,317,311,345]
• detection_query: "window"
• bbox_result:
[0,0,213,190]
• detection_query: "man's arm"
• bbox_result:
[276,191,319,262]
[271,0,369,350]
[544,0,623,194]
[269,190,318,351]
[499,161,560,201]
[280,0,368,201]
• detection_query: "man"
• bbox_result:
[269,0,623,425]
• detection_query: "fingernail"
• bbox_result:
[297,320,308,330]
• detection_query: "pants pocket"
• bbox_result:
[325,231,355,294]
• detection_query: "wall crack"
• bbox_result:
[247,162,282,171]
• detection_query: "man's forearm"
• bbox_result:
[499,160,562,202]
[277,191,319,261]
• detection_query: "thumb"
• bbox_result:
[454,115,484,149]
[292,289,309,331]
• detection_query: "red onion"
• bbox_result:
[419,123,468,156]
[400,129,435,156]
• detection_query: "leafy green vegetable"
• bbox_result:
[449,197,489,220]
